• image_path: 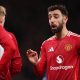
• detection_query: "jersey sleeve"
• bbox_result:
[0,26,16,72]
[34,41,47,77]
[77,36,80,51]
[8,32,22,76]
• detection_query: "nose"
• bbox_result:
[50,17,56,25]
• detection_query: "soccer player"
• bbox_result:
[26,4,80,80]
[0,5,22,80]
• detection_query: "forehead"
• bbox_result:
[48,9,62,15]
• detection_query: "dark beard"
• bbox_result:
[50,25,63,34]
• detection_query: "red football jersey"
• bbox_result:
[0,25,22,80]
[35,31,80,80]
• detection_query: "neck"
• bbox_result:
[55,25,68,39]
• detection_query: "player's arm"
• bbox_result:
[26,44,47,77]
[10,49,22,76]
[9,33,22,76]
[0,26,16,72]
[34,45,47,77]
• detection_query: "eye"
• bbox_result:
[54,15,59,19]
[48,14,52,20]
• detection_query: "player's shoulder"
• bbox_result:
[67,31,80,38]
[8,31,14,36]
[41,35,55,46]
[7,31,16,39]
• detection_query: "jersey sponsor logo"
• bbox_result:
[64,44,72,52]
[50,65,73,70]
[48,47,54,52]
[56,55,64,64]
[0,45,4,60]
[50,55,74,71]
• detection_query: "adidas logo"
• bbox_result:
[48,47,54,52]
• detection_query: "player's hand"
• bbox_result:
[26,49,38,65]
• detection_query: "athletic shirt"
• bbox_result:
[35,31,80,80]
[0,25,22,80]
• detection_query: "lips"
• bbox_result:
[50,25,57,29]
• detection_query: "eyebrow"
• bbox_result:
[48,13,59,16]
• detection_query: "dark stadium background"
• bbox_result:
[0,0,80,80]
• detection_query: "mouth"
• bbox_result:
[50,25,57,29]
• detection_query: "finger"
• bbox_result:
[26,49,37,54]
[26,49,32,55]
[27,49,34,53]
[29,52,36,57]
[26,51,35,57]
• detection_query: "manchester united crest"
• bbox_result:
[64,44,72,52]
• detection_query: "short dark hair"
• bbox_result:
[48,4,68,16]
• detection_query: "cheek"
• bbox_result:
[2,17,5,20]
[49,20,51,24]
[0,17,5,21]
[58,19,63,24]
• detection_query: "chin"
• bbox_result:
[51,28,62,33]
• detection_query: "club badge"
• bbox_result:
[64,44,72,52]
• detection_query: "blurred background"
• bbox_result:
[0,0,80,80]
